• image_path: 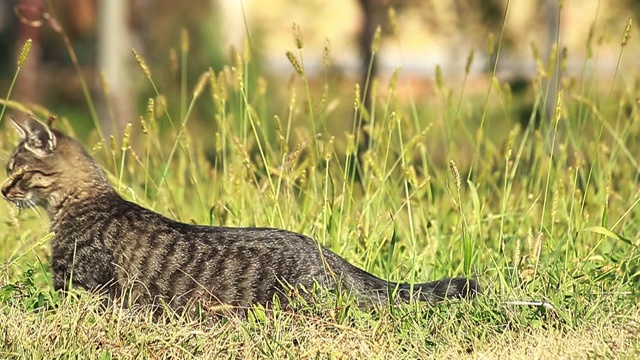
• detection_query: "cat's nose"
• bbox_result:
[2,169,25,199]
[1,179,13,198]
[0,176,16,199]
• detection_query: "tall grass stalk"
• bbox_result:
[43,1,105,152]
[468,0,511,181]
[0,39,31,125]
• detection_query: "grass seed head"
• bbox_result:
[388,111,398,132]
[323,39,331,69]
[403,164,418,187]
[180,28,190,54]
[324,136,335,162]
[145,98,155,123]
[193,71,210,97]
[139,116,148,134]
[554,90,563,124]
[286,51,304,76]
[17,38,32,68]
[449,160,461,191]
[132,49,151,79]
[371,26,381,53]
[293,23,303,50]
[514,237,522,268]
[217,70,229,103]
[110,135,117,155]
[622,18,633,47]
[121,123,132,151]
[354,83,361,110]
[346,133,356,155]
[388,7,397,35]
[504,128,515,160]
[465,49,475,75]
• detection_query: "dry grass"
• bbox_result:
[1,293,638,359]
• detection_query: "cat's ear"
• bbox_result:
[11,116,57,157]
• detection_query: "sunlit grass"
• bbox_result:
[1,5,640,359]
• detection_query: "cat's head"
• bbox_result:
[2,116,107,213]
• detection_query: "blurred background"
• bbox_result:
[0,0,638,145]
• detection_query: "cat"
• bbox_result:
[2,116,479,312]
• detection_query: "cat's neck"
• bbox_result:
[47,179,118,223]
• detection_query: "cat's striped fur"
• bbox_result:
[2,117,479,311]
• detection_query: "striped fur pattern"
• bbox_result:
[2,117,479,311]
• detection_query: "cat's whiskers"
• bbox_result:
[25,200,43,218]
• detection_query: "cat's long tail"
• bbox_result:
[393,277,481,303]
[324,252,480,305]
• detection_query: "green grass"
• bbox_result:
[1,8,640,360]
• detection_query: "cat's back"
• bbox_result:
[64,195,329,306]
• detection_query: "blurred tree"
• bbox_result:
[14,0,44,113]
[354,0,396,173]
[354,0,561,134]
[352,0,511,174]
[97,0,133,136]
[3,0,222,137]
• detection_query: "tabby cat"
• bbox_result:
[2,117,479,312]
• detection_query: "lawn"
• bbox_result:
[0,11,639,360]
